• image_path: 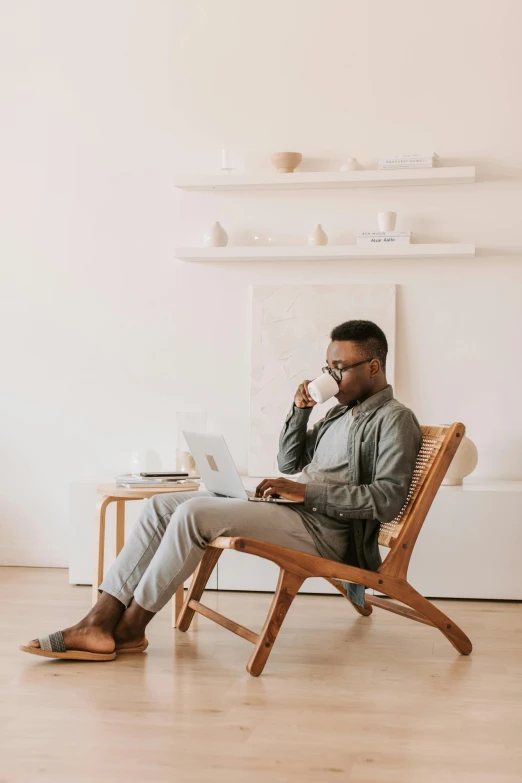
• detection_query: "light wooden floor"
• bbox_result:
[1,567,521,783]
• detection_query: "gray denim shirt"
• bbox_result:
[277,385,422,572]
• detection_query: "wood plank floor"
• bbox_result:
[1,567,521,783]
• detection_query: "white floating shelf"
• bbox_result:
[176,244,476,262]
[175,166,475,191]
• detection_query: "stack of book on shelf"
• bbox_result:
[357,232,411,246]
[115,473,200,490]
[378,153,439,170]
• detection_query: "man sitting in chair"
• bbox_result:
[21,319,422,661]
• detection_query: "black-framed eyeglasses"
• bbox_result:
[321,359,373,383]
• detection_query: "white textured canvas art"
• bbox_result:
[248,284,396,476]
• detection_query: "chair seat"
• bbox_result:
[209,535,386,589]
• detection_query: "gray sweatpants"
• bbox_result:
[99,491,322,612]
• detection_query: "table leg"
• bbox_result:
[115,500,125,556]
[92,496,113,606]
[172,586,185,628]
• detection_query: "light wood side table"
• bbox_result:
[93,484,199,627]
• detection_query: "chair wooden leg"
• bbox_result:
[247,569,305,677]
[171,586,185,628]
[92,496,113,606]
[398,584,473,655]
[176,547,222,631]
[350,598,373,617]
[326,578,373,616]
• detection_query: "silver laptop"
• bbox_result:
[182,431,301,504]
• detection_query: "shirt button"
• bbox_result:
[312,507,317,512]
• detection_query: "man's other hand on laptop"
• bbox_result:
[255,478,306,502]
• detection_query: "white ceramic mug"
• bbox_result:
[307,372,339,404]
[378,211,397,232]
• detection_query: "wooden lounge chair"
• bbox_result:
[177,423,473,676]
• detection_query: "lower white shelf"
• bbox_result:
[175,244,475,262]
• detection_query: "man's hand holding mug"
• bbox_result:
[294,380,317,409]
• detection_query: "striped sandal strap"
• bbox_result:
[39,631,67,653]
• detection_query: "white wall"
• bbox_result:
[1,0,521,566]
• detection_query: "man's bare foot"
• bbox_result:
[24,592,125,654]
[24,623,115,654]
[113,599,154,648]
[113,613,146,649]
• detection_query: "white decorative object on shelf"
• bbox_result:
[176,244,475,262]
[175,166,475,191]
[220,148,235,173]
[203,221,228,247]
[378,211,397,232]
[252,233,274,246]
[340,158,362,171]
[308,224,328,246]
[442,434,479,486]
[270,151,303,173]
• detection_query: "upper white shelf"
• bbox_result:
[175,244,475,262]
[174,166,476,191]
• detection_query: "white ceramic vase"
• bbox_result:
[442,434,478,485]
[204,221,228,247]
[378,212,397,232]
[340,157,362,171]
[308,224,328,246]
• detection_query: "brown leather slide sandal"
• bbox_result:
[19,631,116,661]
[115,639,149,655]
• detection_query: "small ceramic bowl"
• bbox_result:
[271,151,303,173]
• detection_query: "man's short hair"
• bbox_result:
[330,320,388,372]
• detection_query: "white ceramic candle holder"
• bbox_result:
[378,212,397,232]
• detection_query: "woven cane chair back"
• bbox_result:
[378,426,448,548]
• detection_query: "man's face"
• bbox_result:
[325,340,377,406]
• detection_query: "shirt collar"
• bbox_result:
[355,384,394,415]
[327,384,394,420]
